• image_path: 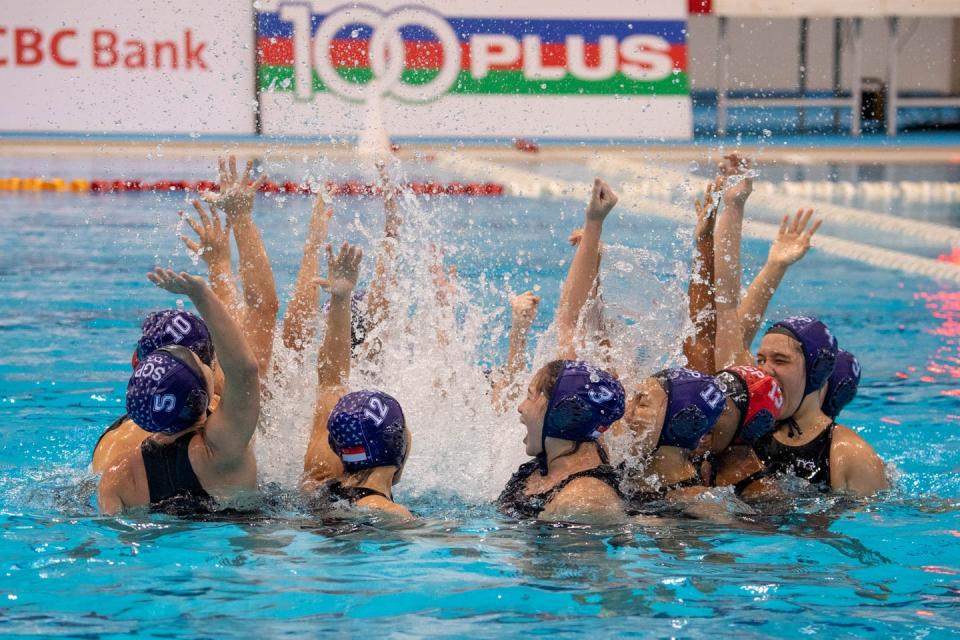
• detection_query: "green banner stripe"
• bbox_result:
[259,66,689,96]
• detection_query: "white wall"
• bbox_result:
[688,16,956,93]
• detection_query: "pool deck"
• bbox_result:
[1,131,958,165]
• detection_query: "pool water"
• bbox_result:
[1,156,959,638]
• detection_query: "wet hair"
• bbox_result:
[767,329,805,357]
[535,359,567,398]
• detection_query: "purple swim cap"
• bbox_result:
[126,346,209,433]
[136,310,214,366]
[328,390,407,472]
[767,316,838,397]
[321,289,368,350]
[652,367,725,450]
[543,361,625,442]
[822,349,861,418]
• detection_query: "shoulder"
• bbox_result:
[97,450,147,513]
[356,495,414,521]
[830,423,888,494]
[541,476,624,523]
[831,424,881,459]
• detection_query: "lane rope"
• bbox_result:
[588,156,960,248]
[434,153,960,284]
[0,177,505,197]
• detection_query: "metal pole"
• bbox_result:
[886,17,899,137]
[832,17,842,131]
[798,17,809,132]
[717,16,729,138]
[851,18,863,137]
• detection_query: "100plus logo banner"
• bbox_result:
[256,1,692,140]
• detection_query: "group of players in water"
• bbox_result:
[93,153,888,522]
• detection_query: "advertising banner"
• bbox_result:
[257,1,691,140]
[0,1,256,134]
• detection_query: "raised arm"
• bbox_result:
[365,161,403,334]
[491,291,540,411]
[180,200,240,314]
[202,156,275,375]
[683,178,722,373]
[146,268,260,463]
[316,243,364,391]
[713,154,754,369]
[556,179,618,360]
[739,208,821,347]
[303,243,363,487]
[281,193,333,352]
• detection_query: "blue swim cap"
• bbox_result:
[126,345,209,433]
[652,367,725,450]
[822,349,861,418]
[539,361,625,474]
[321,289,368,350]
[136,310,214,366]
[327,390,407,472]
[767,316,838,397]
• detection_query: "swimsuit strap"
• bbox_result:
[326,480,390,505]
[141,430,212,514]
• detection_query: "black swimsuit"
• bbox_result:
[497,457,623,520]
[754,421,836,492]
[140,431,214,514]
[324,480,390,506]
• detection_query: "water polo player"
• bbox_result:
[300,241,411,522]
[753,317,887,495]
[497,179,626,522]
[98,268,260,514]
[317,390,413,519]
[498,360,626,522]
[91,309,218,474]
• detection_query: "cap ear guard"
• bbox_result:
[822,350,861,418]
[808,347,837,394]
[659,405,709,448]
[738,409,775,445]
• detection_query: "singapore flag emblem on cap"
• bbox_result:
[341,446,368,463]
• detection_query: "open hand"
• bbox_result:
[307,194,334,249]
[694,176,724,240]
[585,178,618,223]
[510,291,540,329]
[719,153,753,207]
[201,155,267,219]
[180,200,231,268]
[317,242,362,297]
[147,267,208,297]
[769,208,822,267]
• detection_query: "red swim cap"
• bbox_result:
[724,365,783,445]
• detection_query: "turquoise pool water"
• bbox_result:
[1,156,959,637]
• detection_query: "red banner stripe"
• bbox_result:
[258,37,687,72]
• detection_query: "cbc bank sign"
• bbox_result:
[256,2,691,138]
